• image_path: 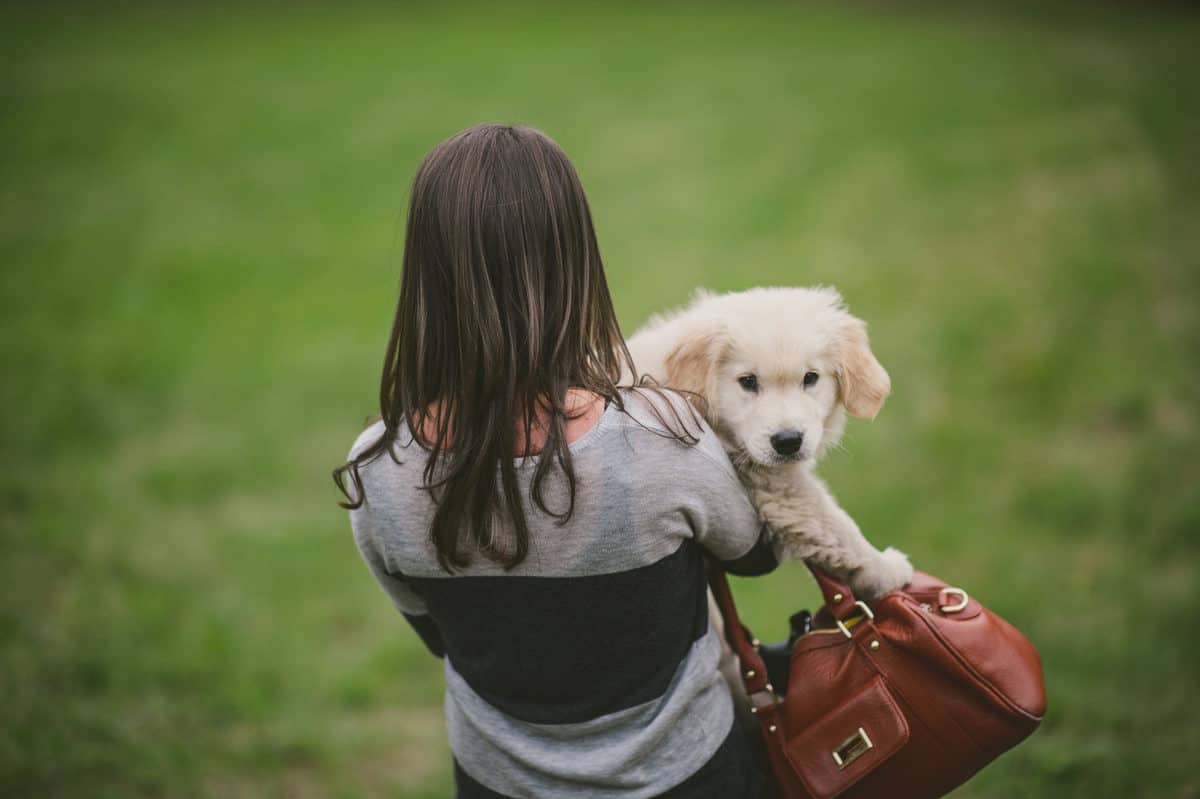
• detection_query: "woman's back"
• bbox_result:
[347,387,770,796]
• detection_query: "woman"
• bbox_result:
[333,123,778,798]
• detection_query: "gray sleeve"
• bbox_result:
[684,422,773,565]
[345,428,430,617]
[349,503,431,616]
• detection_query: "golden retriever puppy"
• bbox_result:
[626,286,913,598]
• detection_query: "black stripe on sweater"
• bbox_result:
[406,540,710,724]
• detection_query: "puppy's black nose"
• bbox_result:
[770,430,804,456]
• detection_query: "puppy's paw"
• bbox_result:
[850,547,913,599]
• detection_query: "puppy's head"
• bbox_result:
[664,286,889,467]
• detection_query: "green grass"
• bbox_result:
[2,2,1198,796]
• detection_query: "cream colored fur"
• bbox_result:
[626,286,912,597]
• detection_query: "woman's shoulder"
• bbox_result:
[613,388,734,470]
[615,386,700,432]
[347,418,387,462]
[346,416,423,461]
[342,417,426,504]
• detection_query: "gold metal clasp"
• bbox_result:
[835,601,875,638]
[832,727,873,769]
[939,587,969,613]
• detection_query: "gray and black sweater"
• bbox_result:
[345,388,778,798]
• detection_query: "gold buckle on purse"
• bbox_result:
[836,600,875,638]
[939,587,969,613]
[832,727,874,769]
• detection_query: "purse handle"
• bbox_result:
[707,561,860,704]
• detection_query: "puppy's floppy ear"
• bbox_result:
[663,325,729,423]
[836,317,891,419]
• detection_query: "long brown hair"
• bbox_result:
[333,123,697,571]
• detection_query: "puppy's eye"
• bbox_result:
[737,374,759,393]
[803,371,819,388]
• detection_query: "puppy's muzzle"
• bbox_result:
[770,430,804,457]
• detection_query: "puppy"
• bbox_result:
[626,286,913,598]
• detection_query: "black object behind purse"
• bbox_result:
[755,609,812,694]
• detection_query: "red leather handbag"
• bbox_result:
[708,564,1047,799]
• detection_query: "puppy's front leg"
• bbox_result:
[748,468,912,599]
[823,496,913,599]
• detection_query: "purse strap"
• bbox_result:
[706,561,860,703]
[707,565,775,702]
[801,561,861,620]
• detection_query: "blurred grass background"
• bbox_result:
[2,2,1198,797]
